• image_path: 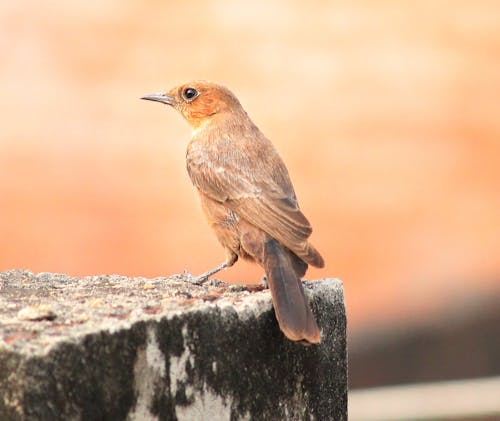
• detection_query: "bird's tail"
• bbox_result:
[263,239,321,344]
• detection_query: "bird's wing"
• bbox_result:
[186,134,312,253]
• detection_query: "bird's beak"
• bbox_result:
[141,93,175,105]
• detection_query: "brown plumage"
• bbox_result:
[142,81,324,344]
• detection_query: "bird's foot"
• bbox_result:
[261,275,269,289]
[173,262,230,285]
[182,269,210,285]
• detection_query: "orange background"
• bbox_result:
[1,1,499,336]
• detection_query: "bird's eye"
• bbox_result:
[182,87,198,101]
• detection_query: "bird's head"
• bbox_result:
[142,81,243,129]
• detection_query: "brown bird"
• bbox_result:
[142,81,324,344]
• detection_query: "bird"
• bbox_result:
[142,81,324,344]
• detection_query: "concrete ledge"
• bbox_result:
[0,270,346,421]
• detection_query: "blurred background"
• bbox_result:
[1,1,499,418]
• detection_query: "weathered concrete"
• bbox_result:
[0,270,346,421]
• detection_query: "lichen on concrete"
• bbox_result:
[0,270,346,420]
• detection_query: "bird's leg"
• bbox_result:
[183,251,238,285]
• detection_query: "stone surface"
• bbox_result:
[0,270,346,421]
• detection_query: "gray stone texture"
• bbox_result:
[0,270,346,421]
